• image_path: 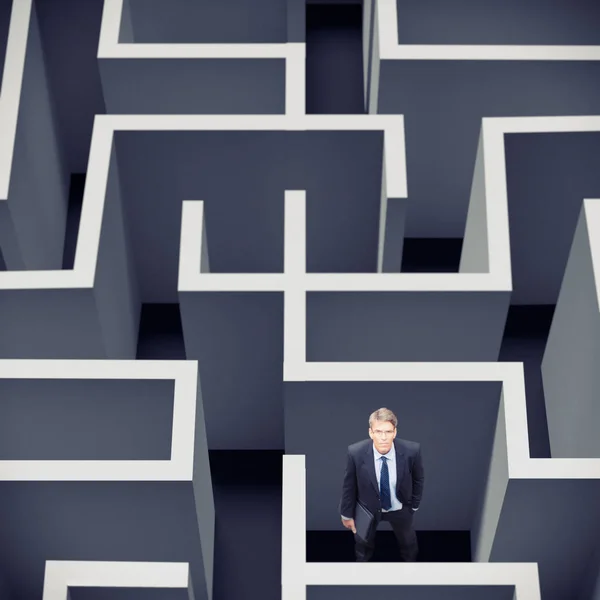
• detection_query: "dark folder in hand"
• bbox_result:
[354,501,375,543]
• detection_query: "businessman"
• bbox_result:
[339,407,424,562]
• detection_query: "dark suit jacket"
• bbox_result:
[339,437,424,521]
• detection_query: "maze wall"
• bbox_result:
[1,0,600,599]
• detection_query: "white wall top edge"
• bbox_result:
[0,270,90,290]
[481,121,512,285]
[72,120,114,278]
[178,272,512,292]
[99,43,293,60]
[0,460,192,481]
[286,361,523,382]
[0,359,197,379]
[382,116,408,198]
[97,113,403,131]
[381,45,600,61]
[304,562,540,590]
[179,274,287,293]
[284,192,307,275]
[179,201,205,285]
[484,115,600,134]
[285,47,307,117]
[91,113,600,134]
[44,560,190,587]
[97,0,121,51]
[43,561,190,600]
[583,199,600,312]
[304,272,510,291]
[286,43,307,59]
[282,455,306,588]
[514,459,600,479]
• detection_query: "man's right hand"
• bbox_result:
[341,518,356,534]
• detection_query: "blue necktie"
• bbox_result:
[380,456,392,510]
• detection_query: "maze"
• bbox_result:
[1,1,600,599]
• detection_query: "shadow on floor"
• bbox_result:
[401,238,463,272]
[306,4,365,114]
[136,303,186,360]
[62,173,86,270]
[307,530,471,562]
[499,305,553,458]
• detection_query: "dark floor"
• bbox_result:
[209,451,283,600]
[136,304,186,360]
[307,530,471,562]
[62,174,86,270]
[305,4,365,114]
[498,306,553,459]
[401,238,463,273]
[212,482,283,600]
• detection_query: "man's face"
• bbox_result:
[369,419,396,454]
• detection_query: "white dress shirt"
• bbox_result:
[341,442,419,520]
[373,443,403,512]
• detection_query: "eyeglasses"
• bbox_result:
[371,429,395,438]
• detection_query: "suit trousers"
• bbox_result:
[355,505,418,562]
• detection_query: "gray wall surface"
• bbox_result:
[580,544,600,600]
[395,0,600,45]
[541,201,600,458]
[100,58,287,115]
[505,133,600,305]
[0,287,106,358]
[490,479,600,600]
[1,0,69,270]
[126,0,288,43]
[0,378,174,459]
[180,291,284,450]
[36,0,106,174]
[0,481,210,600]
[306,291,510,361]
[93,144,141,359]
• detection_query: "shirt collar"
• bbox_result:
[373,441,395,461]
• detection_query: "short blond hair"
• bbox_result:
[369,407,397,429]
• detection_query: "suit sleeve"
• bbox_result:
[411,446,424,509]
[339,448,357,519]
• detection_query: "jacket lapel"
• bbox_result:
[394,439,405,494]
[363,443,379,495]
